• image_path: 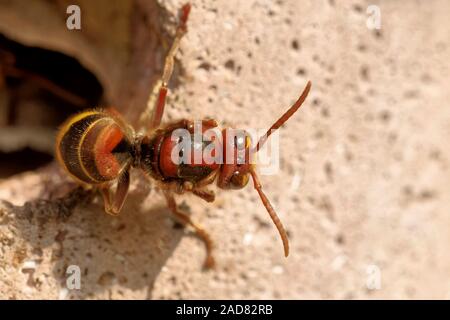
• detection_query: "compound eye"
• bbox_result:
[230,171,249,189]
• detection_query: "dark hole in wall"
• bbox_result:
[0,34,103,178]
[0,148,53,178]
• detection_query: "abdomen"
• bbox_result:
[56,110,133,185]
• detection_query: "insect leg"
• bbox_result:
[100,169,130,216]
[147,3,191,129]
[164,191,215,269]
[192,188,215,203]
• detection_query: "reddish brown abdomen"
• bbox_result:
[57,111,133,184]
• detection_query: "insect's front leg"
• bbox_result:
[140,3,191,131]
[192,188,215,203]
[191,170,218,203]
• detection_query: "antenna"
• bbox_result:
[250,81,312,257]
[255,81,311,152]
[250,168,289,256]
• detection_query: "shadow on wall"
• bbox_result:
[2,178,185,299]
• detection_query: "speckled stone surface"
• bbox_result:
[0,0,450,299]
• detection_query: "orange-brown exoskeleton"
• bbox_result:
[55,3,311,269]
